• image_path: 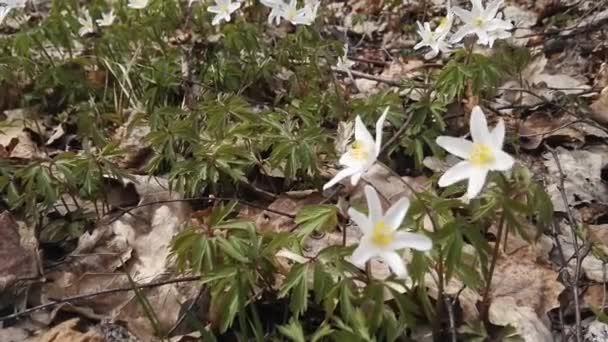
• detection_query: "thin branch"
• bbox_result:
[0,276,201,322]
[108,196,295,225]
[546,144,583,342]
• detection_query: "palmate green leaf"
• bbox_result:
[279,263,309,298]
[313,262,334,304]
[310,323,334,342]
[200,266,239,285]
[216,237,249,263]
[290,273,309,316]
[294,204,338,239]
[278,319,306,342]
[436,60,470,101]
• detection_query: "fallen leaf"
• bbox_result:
[489,297,553,342]
[543,147,608,212]
[519,112,607,149]
[590,87,608,127]
[30,318,104,342]
[0,109,46,159]
[40,176,196,341]
[0,211,38,290]
[586,320,608,342]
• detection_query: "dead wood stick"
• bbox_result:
[545,144,583,342]
[0,276,202,322]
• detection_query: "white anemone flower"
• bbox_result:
[414,10,453,59]
[96,10,115,27]
[78,10,94,37]
[208,0,241,26]
[336,44,355,73]
[323,108,388,190]
[128,0,149,9]
[436,106,514,199]
[451,0,513,47]
[0,0,26,25]
[280,0,317,26]
[0,6,11,24]
[260,0,284,25]
[349,186,432,278]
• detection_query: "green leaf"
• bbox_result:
[294,204,338,239]
[278,319,306,342]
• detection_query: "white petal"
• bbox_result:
[323,166,363,190]
[466,168,488,199]
[390,232,432,251]
[438,161,474,187]
[383,197,410,231]
[375,107,389,156]
[470,106,492,145]
[475,29,490,46]
[485,0,503,19]
[208,6,221,13]
[348,207,372,235]
[354,116,375,150]
[490,119,505,148]
[379,251,408,278]
[490,150,514,171]
[364,185,383,223]
[229,2,241,11]
[471,0,484,16]
[452,6,473,23]
[489,18,513,31]
[450,25,472,43]
[350,171,362,186]
[424,48,439,60]
[436,136,473,159]
[351,242,376,267]
[414,41,427,50]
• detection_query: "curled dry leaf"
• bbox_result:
[558,224,608,283]
[30,318,104,342]
[519,112,607,150]
[543,147,608,212]
[0,211,38,291]
[590,87,608,127]
[0,109,47,160]
[40,176,195,341]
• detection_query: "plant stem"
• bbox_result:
[479,208,505,324]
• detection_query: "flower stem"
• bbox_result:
[479,207,505,324]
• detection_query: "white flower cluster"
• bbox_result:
[189,0,318,26]
[323,105,514,278]
[0,0,25,25]
[414,0,513,59]
[27,0,319,35]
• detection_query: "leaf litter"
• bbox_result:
[2,0,608,340]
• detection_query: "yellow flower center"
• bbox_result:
[473,17,485,28]
[371,221,393,247]
[439,17,449,29]
[349,140,369,160]
[220,4,228,13]
[469,143,494,166]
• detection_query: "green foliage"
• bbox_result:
[294,204,338,239]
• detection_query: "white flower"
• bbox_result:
[414,10,453,59]
[450,0,513,47]
[260,0,284,25]
[78,10,94,37]
[336,44,355,72]
[96,10,115,27]
[0,0,25,25]
[435,106,514,199]
[280,0,317,26]
[128,0,149,10]
[208,0,241,26]
[349,186,432,278]
[323,108,388,190]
